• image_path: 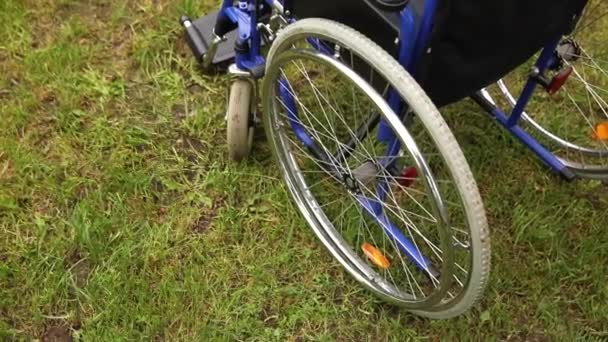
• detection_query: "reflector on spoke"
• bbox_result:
[592,122,608,141]
[547,67,573,95]
[362,242,391,269]
[398,166,418,188]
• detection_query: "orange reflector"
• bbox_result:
[362,242,390,269]
[593,123,608,141]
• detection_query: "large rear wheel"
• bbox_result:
[262,18,491,318]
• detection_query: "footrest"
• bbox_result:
[181,11,237,67]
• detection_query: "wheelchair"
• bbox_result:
[180,0,605,318]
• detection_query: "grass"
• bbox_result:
[1,0,607,340]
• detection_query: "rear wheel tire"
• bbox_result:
[263,18,491,319]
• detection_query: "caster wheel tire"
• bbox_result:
[227,80,254,162]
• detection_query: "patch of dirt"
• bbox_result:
[173,103,199,122]
[174,34,191,60]
[105,25,134,75]
[0,153,14,181]
[41,324,72,342]
[38,90,58,107]
[190,211,215,234]
[65,250,91,289]
[186,84,204,94]
[175,134,208,165]
[181,135,205,152]
[505,332,549,342]
[259,300,279,328]
[55,1,112,22]
[110,25,133,55]
[0,88,10,101]
[190,197,225,234]
[172,104,187,121]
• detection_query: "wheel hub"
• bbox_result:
[342,173,360,192]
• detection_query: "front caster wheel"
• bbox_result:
[227,80,254,162]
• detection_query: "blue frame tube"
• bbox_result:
[409,0,439,74]
[472,90,573,179]
[250,0,261,57]
[279,78,315,148]
[488,103,570,175]
[227,0,266,72]
[507,37,562,127]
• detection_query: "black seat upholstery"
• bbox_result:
[290,0,590,107]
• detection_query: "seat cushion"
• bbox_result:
[420,0,590,106]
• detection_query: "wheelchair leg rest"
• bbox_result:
[180,11,238,69]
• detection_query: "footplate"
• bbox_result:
[181,11,237,67]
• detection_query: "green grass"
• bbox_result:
[1,0,607,340]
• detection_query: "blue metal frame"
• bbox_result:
[217,0,575,175]
[217,0,267,73]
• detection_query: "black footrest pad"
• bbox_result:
[191,11,237,65]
